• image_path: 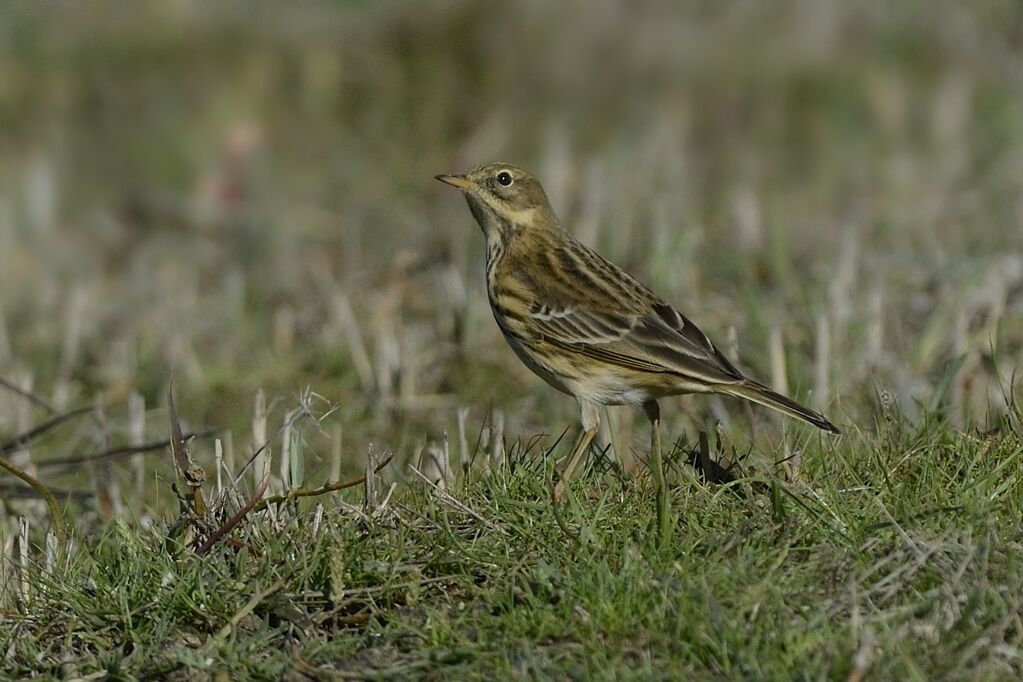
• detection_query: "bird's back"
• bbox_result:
[486,227,747,404]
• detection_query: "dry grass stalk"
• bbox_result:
[194,470,271,556]
[815,313,831,410]
[280,414,293,492]
[314,263,374,392]
[330,423,343,482]
[251,389,268,492]
[223,430,236,478]
[0,457,66,545]
[128,391,146,495]
[420,441,452,490]
[490,409,505,468]
[0,522,9,598]
[364,444,380,512]
[252,450,394,514]
[89,403,123,520]
[457,407,470,471]
[17,516,28,607]
[214,438,224,495]
[443,431,451,484]
[167,384,207,520]
[54,289,85,411]
[769,324,789,397]
[43,530,57,577]
[312,503,324,537]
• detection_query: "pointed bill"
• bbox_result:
[435,174,478,191]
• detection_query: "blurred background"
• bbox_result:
[1,1,1021,513]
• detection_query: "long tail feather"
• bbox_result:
[721,381,840,434]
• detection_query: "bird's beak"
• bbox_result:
[435,174,478,191]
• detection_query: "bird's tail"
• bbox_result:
[720,380,840,434]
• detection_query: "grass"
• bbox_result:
[2,0,1023,679]
[4,405,1023,679]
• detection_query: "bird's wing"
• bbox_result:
[524,300,745,385]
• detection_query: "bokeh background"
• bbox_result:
[1,1,1022,510]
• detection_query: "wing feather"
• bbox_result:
[494,238,744,386]
[524,303,744,385]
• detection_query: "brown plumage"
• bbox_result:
[437,163,838,496]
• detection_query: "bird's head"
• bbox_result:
[436,163,558,244]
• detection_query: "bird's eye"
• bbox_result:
[496,171,513,187]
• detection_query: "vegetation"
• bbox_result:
[1,1,1022,678]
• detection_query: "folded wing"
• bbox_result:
[524,300,745,386]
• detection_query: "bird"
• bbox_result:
[436,163,839,498]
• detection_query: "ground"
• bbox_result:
[1,2,1023,679]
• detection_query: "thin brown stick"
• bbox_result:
[36,430,216,471]
[194,471,272,556]
[167,383,206,518]
[250,451,395,514]
[0,405,93,455]
[0,376,57,414]
[0,456,66,544]
[0,481,92,500]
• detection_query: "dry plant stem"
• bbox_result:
[0,405,93,455]
[0,481,91,500]
[197,452,395,556]
[0,456,66,544]
[251,451,395,515]
[194,471,272,556]
[0,375,57,414]
[364,445,380,511]
[37,430,216,471]
[167,384,207,518]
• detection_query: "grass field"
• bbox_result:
[2,1,1023,679]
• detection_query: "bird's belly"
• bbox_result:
[501,332,672,406]
[565,373,653,406]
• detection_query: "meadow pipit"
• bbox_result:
[437,163,838,498]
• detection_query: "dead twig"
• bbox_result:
[250,451,395,515]
[205,449,389,558]
[0,405,93,455]
[167,383,207,518]
[194,471,272,556]
[0,456,66,544]
[0,482,92,501]
[36,430,216,471]
[0,376,57,415]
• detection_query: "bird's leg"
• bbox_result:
[554,400,599,501]
[643,400,671,544]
